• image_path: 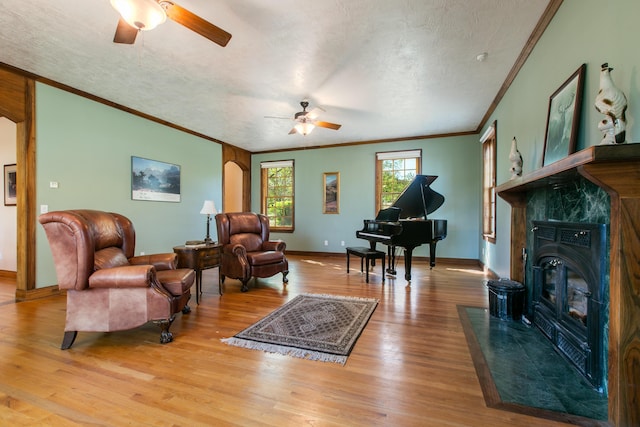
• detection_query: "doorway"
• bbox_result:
[0,117,17,282]
[221,143,251,213]
[224,161,243,212]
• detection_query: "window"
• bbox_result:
[375,150,421,213]
[261,160,294,232]
[480,122,497,242]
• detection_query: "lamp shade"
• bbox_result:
[294,121,315,136]
[200,200,217,215]
[110,0,167,31]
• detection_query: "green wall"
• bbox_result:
[481,0,640,278]
[36,84,222,287]
[252,134,481,260]
[36,0,636,285]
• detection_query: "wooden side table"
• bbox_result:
[173,243,222,304]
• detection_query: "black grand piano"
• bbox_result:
[356,175,447,281]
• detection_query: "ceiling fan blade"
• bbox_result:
[163,2,232,47]
[113,18,138,44]
[264,116,291,120]
[288,128,298,135]
[315,121,342,130]
[307,106,325,120]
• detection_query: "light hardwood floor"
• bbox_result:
[0,255,572,426]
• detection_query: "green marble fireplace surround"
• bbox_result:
[523,178,611,393]
[496,143,640,427]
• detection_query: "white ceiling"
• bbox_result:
[0,0,553,152]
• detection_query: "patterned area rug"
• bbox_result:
[222,294,378,365]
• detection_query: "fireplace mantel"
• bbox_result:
[496,143,640,427]
[497,143,640,199]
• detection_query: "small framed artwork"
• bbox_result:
[131,156,181,202]
[542,64,586,166]
[322,172,339,214]
[4,164,16,206]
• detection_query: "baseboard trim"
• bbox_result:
[479,262,500,279]
[15,285,62,302]
[286,251,482,267]
[0,270,17,280]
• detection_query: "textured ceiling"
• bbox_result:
[0,0,552,152]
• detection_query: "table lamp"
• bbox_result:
[200,200,217,244]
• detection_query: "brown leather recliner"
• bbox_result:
[215,212,289,292]
[39,209,195,349]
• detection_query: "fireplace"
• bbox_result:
[496,144,640,426]
[532,220,608,392]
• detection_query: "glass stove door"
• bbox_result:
[539,257,560,311]
[564,266,590,328]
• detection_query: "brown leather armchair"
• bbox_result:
[215,212,289,292]
[39,209,195,349]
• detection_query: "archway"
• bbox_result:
[221,143,251,212]
[223,161,243,212]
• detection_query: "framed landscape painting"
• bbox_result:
[323,172,339,214]
[542,64,586,166]
[131,156,181,202]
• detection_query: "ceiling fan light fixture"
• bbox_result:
[110,0,166,31]
[294,121,315,136]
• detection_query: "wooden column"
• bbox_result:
[580,162,640,427]
[0,66,37,299]
[499,192,527,284]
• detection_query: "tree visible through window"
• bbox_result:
[375,150,421,213]
[261,160,294,231]
[481,122,496,242]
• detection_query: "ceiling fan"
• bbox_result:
[267,101,342,136]
[110,0,232,47]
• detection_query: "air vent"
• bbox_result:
[560,228,591,247]
[536,225,556,241]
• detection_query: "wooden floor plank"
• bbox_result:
[0,255,575,426]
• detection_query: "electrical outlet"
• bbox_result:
[40,205,48,214]
[49,181,59,189]
[341,240,345,246]
[323,240,328,246]
[140,251,145,255]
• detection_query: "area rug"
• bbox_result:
[458,306,608,426]
[222,294,378,365]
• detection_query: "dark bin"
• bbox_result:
[487,279,524,321]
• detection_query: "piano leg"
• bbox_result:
[429,241,436,269]
[367,241,378,267]
[386,245,397,275]
[404,247,415,281]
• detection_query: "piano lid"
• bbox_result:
[375,206,401,222]
[391,175,444,219]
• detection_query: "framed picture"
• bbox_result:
[4,164,16,206]
[131,156,181,202]
[542,64,586,166]
[322,172,339,214]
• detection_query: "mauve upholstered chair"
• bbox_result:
[39,209,194,349]
[215,212,289,292]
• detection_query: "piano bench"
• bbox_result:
[346,247,385,283]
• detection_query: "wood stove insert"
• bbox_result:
[532,220,608,391]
